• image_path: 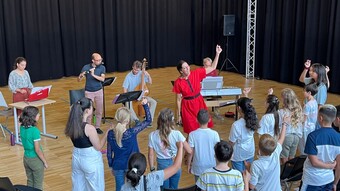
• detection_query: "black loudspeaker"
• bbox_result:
[223,15,235,36]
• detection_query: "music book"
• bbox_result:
[28,85,52,102]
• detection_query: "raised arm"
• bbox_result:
[163,141,183,180]
[243,87,251,97]
[325,66,330,88]
[299,59,311,83]
[205,45,222,74]
[278,115,289,145]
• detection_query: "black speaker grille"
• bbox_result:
[223,15,235,36]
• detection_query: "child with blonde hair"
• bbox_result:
[247,115,289,190]
[279,88,304,164]
[148,108,191,189]
[107,98,151,191]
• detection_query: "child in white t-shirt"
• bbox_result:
[298,83,318,155]
[187,109,220,181]
[247,114,289,191]
[258,88,280,139]
[229,97,259,172]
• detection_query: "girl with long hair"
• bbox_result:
[107,98,151,191]
[229,97,259,172]
[64,97,109,191]
[258,88,280,139]
[299,59,330,107]
[20,106,47,190]
[121,142,183,190]
[148,108,191,189]
[279,88,304,164]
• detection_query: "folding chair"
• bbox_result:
[68,88,85,106]
[0,177,15,191]
[163,185,201,191]
[280,155,307,191]
[0,91,14,138]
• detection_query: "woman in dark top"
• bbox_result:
[65,97,109,191]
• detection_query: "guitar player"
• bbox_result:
[122,60,157,126]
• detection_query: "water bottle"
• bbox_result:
[10,133,15,146]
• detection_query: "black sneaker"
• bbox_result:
[96,128,103,134]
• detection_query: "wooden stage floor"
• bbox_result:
[0,66,339,190]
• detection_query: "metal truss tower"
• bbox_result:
[246,0,257,78]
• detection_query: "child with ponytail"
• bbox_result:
[229,97,259,172]
[258,88,280,139]
[65,97,109,191]
[121,142,183,190]
[107,98,151,191]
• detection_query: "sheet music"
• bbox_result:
[31,85,52,94]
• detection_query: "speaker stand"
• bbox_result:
[218,36,239,75]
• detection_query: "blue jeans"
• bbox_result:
[113,169,126,191]
[157,158,181,189]
[231,157,254,173]
[300,181,333,191]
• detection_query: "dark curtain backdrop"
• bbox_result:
[0,0,339,93]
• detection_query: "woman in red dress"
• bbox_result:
[172,45,222,134]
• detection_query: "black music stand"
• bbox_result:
[112,91,143,106]
[102,77,116,124]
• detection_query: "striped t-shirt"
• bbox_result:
[196,167,244,191]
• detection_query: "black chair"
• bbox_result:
[163,185,201,191]
[0,177,15,191]
[13,185,41,191]
[280,155,307,191]
[68,88,85,106]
